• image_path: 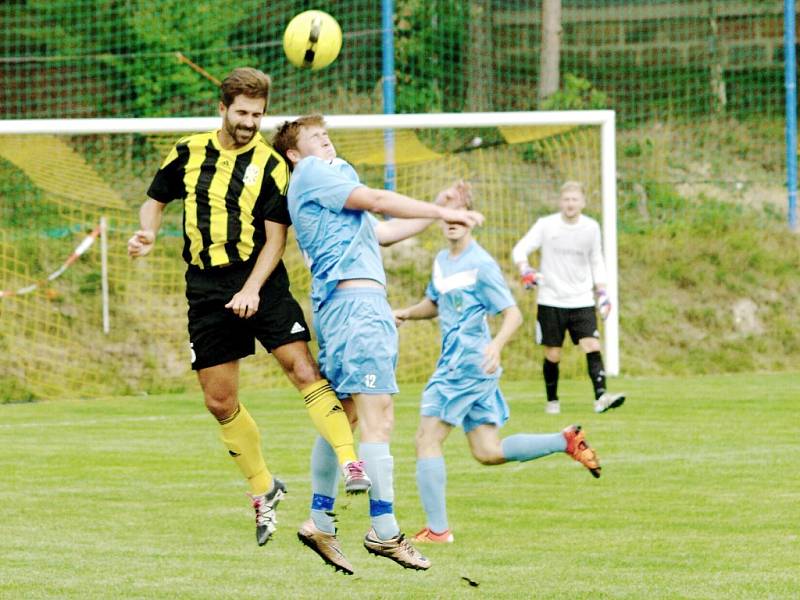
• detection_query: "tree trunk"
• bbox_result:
[708,0,727,113]
[466,1,493,112]
[538,0,562,105]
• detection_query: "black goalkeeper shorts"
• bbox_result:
[536,304,599,347]
[185,261,311,370]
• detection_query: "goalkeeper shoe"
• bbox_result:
[363,529,431,570]
[544,400,561,415]
[249,478,286,546]
[297,519,354,575]
[594,392,626,414]
[413,527,454,544]
[562,425,601,478]
[343,460,371,495]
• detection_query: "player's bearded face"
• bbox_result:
[225,115,256,145]
[221,95,266,148]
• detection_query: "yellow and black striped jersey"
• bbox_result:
[147,130,291,269]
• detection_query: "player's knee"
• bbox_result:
[544,347,561,363]
[204,392,237,421]
[290,358,321,387]
[415,429,437,455]
[471,446,504,465]
[361,413,393,441]
[580,337,601,353]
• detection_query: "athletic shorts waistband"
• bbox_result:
[328,286,387,300]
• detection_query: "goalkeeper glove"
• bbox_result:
[596,290,612,320]
[520,266,542,289]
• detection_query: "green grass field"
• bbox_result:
[1,373,798,599]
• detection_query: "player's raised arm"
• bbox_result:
[374,181,474,246]
[127,197,166,258]
[346,186,483,229]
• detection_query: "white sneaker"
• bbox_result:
[343,459,371,495]
[594,392,626,414]
[249,478,286,546]
[545,400,561,414]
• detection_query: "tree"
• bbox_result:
[538,0,562,106]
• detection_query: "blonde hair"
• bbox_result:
[560,181,585,196]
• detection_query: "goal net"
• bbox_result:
[0,111,618,401]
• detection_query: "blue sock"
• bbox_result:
[416,456,448,533]
[360,442,399,540]
[501,432,566,462]
[310,435,339,534]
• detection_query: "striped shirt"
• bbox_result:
[148,130,291,269]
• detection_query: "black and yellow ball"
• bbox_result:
[283,10,342,70]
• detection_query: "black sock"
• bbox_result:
[543,359,559,402]
[586,351,606,399]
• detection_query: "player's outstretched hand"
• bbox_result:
[393,308,410,328]
[434,180,472,209]
[596,290,612,320]
[127,230,155,258]
[225,286,261,319]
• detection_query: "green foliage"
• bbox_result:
[539,73,609,110]
[22,0,262,117]
[395,0,468,113]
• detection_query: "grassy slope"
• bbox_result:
[613,117,800,376]
[1,373,798,599]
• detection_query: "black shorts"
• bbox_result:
[536,304,599,347]
[185,261,311,370]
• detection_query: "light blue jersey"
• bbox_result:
[426,240,516,380]
[287,156,386,311]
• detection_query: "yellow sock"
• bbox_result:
[219,403,272,495]
[302,379,357,466]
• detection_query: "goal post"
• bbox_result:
[0,110,619,400]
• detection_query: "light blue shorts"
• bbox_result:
[315,287,399,398]
[420,372,510,433]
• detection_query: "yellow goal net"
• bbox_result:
[0,112,616,401]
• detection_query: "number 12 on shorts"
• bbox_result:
[363,373,376,388]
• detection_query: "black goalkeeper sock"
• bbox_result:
[543,359,559,402]
[586,351,606,399]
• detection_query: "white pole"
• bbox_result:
[600,114,620,376]
[100,216,110,334]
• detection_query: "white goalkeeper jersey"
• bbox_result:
[511,213,606,308]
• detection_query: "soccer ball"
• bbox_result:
[283,10,342,70]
